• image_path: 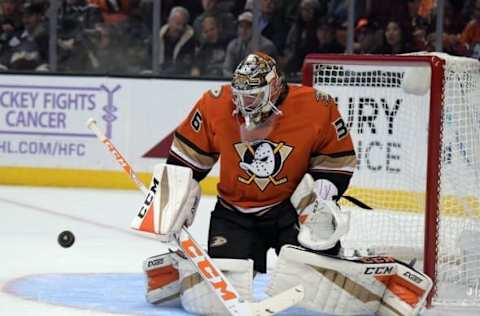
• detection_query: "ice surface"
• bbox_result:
[0,185,478,315]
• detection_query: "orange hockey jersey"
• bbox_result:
[168,84,356,210]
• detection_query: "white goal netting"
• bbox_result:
[305,53,480,307]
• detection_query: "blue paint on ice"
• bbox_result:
[6,273,318,315]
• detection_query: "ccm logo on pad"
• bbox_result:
[364,266,394,275]
[137,178,159,218]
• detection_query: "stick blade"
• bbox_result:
[250,284,304,316]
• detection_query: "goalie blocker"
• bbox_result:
[130,163,201,242]
[268,245,432,316]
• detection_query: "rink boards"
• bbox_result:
[0,74,477,215]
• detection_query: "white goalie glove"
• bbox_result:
[131,163,201,242]
[291,174,350,250]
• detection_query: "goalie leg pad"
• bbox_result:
[179,258,254,315]
[377,263,432,316]
[267,245,432,316]
[143,251,185,305]
[267,245,388,315]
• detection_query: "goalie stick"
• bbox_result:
[86,118,304,316]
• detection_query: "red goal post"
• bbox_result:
[302,53,480,307]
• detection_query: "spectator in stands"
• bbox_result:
[408,0,431,32]
[2,2,49,71]
[458,0,480,58]
[155,6,194,75]
[221,0,247,17]
[62,0,104,30]
[0,0,24,63]
[29,0,49,12]
[223,11,277,77]
[57,14,95,72]
[442,0,466,35]
[327,0,366,24]
[431,0,466,56]
[62,21,140,74]
[411,18,435,52]
[322,0,365,51]
[406,0,435,52]
[56,0,105,72]
[245,0,304,27]
[408,0,458,54]
[462,0,479,22]
[144,0,202,29]
[382,19,414,54]
[314,18,344,54]
[90,23,134,74]
[365,0,410,29]
[284,0,323,79]
[191,15,226,77]
[116,3,150,74]
[256,0,289,57]
[193,0,236,45]
[354,18,385,54]
[0,0,24,31]
[59,0,147,74]
[88,0,139,25]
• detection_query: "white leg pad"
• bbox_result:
[267,245,386,315]
[377,263,432,316]
[179,258,254,315]
[143,251,184,305]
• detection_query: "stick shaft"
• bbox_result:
[87,119,148,195]
[86,118,251,315]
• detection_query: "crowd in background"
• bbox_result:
[1,0,480,80]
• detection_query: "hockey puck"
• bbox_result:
[58,230,75,248]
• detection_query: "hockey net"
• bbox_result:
[302,53,480,307]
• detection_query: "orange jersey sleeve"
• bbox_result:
[169,87,225,175]
[307,90,356,194]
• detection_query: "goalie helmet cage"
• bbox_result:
[302,53,480,308]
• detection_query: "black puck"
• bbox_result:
[58,230,75,248]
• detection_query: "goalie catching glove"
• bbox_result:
[291,174,350,250]
[131,163,200,242]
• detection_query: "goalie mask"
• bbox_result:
[231,52,284,135]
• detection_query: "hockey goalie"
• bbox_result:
[135,52,432,316]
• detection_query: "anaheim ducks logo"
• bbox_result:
[234,140,293,191]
